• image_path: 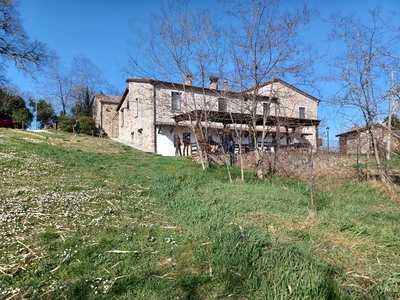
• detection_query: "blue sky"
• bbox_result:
[7,0,400,146]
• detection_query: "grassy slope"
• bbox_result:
[0,129,399,299]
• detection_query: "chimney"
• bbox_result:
[209,76,219,90]
[223,80,229,92]
[184,73,193,86]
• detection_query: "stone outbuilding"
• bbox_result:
[93,94,121,137]
[337,124,400,155]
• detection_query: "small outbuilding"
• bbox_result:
[337,124,400,155]
[93,94,121,137]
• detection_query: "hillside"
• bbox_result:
[1,129,399,299]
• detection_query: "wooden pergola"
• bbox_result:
[172,110,321,153]
[173,110,320,128]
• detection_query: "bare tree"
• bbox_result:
[69,55,111,116]
[0,0,47,83]
[226,0,313,179]
[330,9,400,181]
[129,1,227,170]
[42,56,72,115]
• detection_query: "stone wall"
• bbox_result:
[117,82,155,152]
[101,103,118,136]
[258,81,318,148]
[93,96,119,137]
[339,126,400,155]
[154,86,222,125]
[258,81,318,119]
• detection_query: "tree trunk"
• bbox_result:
[193,124,209,170]
[239,139,244,182]
[369,129,386,182]
[253,128,264,179]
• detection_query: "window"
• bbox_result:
[171,92,182,111]
[120,109,124,127]
[299,107,305,119]
[263,102,270,117]
[183,132,191,144]
[135,98,139,118]
[218,98,227,112]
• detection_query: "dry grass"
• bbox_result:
[242,149,357,180]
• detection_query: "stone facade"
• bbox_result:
[257,80,319,147]
[114,77,320,156]
[93,95,121,137]
[117,82,155,152]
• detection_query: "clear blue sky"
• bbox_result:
[7,0,400,146]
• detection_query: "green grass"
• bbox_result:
[0,129,399,299]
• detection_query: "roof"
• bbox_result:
[245,78,319,103]
[95,94,121,104]
[125,77,277,101]
[117,77,319,112]
[336,124,400,139]
[115,88,129,111]
[173,110,320,127]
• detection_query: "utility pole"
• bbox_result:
[386,70,395,160]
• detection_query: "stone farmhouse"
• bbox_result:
[337,124,400,155]
[94,77,320,156]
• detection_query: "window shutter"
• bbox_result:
[218,98,227,112]
[171,92,182,111]
[299,107,305,119]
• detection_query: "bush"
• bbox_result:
[58,115,96,135]
[78,116,96,135]
[58,115,74,133]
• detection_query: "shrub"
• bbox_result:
[58,115,96,135]
[78,116,96,135]
[58,115,74,133]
